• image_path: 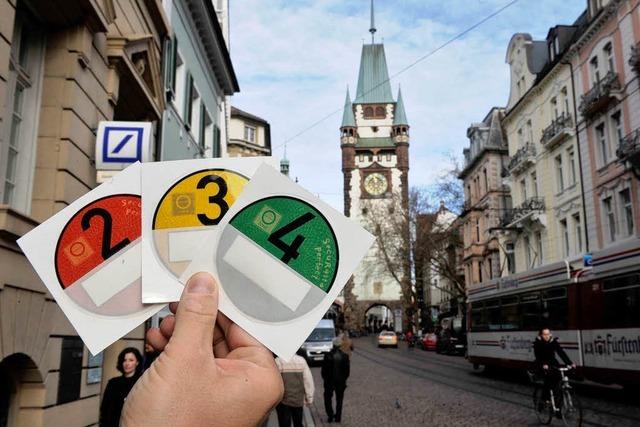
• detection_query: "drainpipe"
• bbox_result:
[562,59,590,253]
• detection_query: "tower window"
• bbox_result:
[364,106,374,118]
[359,154,364,162]
[386,153,391,161]
[375,106,385,117]
[371,126,379,133]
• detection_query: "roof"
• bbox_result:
[355,44,394,104]
[341,88,356,127]
[356,137,394,148]
[393,87,408,125]
[201,0,239,94]
[231,106,268,125]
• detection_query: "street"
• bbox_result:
[307,337,640,426]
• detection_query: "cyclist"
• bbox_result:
[533,327,575,405]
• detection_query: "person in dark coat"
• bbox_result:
[533,328,574,401]
[100,347,143,427]
[321,337,350,423]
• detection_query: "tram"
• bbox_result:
[466,238,640,387]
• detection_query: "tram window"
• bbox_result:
[542,287,568,330]
[603,275,640,328]
[521,292,541,331]
[471,303,488,331]
[486,299,501,331]
[501,296,519,330]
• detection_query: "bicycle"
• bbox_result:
[529,366,582,426]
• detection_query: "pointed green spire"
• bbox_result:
[393,87,408,125]
[341,87,356,128]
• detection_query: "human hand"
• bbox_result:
[122,272,284,426]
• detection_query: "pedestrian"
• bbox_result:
[100,347,143,427]
[275,353,315,427]
[322,337,350,423]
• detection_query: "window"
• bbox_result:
[212,125,221,158]
[520,178,527,201]
[501,296,519,330]
[163,36,178,100]
[244,125,256,143]
[610,111,623,148]
[200,106,213,154]
[619,188,634,236]
[57,337,84,404]
[603,196,616,242]
[560,219,569,257]
[573,213,583,253]
[590,55,600,84]
[364,106,374,118]
[486,299,501,331]
[604,42,614,73]
[554,155,564,192]
[549,42,555,62]
[359,154,364,162]
[471,302,488,332]
[375,106,385,117]
[0,9,45,212]
[542,287,568,329]
[475,219,480,243]
[535,231,543,266]
[386,153,391,161]
[521,292,541,330]
[602,275,640,328]
[568,149,576,186]
[483,168,488,193]
[561,87,569,114]
[173,51,185,114]
[550,97,558,119]
[524,235,532,268]
[506,243,515,274]
[188,84,200,133]
[595,123,608,166]
[517,128,524,147]
[478,260,483,283]
[531,171,538,197]
[526,120,533,145]
[183,72,194,127]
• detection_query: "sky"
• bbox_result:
[228,0,587,211]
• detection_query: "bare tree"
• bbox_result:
[360,163,465,331]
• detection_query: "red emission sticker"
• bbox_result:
[54,194,142,316]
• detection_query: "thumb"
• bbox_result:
[171,272,219,355]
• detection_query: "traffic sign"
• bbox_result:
[95,121,153,170]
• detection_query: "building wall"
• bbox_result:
[572,0,640,253]
[227,113,271,157]
[0,1,166,425]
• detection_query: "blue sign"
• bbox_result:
[102,127,143,163]
[95,121,153,171]
[583,253,593,267]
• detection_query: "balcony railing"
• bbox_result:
[630,43,640,75]
[578,71,621,120]
[500,197,546,228]
[506,143,536,176]
[541,113,573,149]
[617,128,640,177]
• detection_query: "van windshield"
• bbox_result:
[307,328,335,342]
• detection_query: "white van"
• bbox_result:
[299,319,336,363]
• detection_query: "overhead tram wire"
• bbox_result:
[273,0,521,151]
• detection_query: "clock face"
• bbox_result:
[364,173,388,196]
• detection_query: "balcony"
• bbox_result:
[506,143,536,176]
[617,128,640,178]
[630,43,640,76]
[541,113,573,149]
[578,71,621,120]
[500,197,546,228]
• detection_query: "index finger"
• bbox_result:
[216,312,262,350]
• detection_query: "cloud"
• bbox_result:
[229,0,585,211]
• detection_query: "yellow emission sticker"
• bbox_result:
[152,169,248,277]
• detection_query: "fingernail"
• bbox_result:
[187,273,215,294]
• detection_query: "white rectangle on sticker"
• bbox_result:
[168,229,216,263]
[223,233,312,311]
[82,242,141,306]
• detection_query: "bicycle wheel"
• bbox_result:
[533,385,553,425]
[560,389,582,427]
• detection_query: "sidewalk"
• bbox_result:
[266,406,316,427]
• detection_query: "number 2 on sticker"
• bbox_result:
[267,212,315,264]
[81,208,130,260]
[197,174,229,226]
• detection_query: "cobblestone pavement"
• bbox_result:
[307,337,640,427]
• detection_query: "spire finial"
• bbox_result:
[369,0,376,44]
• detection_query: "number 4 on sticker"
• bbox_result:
[268,212,315,264]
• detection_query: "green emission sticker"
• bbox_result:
[229,196,339,292]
